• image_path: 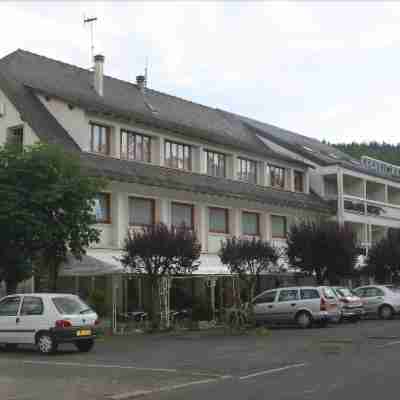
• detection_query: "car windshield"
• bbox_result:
[52,297,93,315]
[323,287,336,299]
[336,288,354,297]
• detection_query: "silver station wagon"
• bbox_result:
[252,286,340,328]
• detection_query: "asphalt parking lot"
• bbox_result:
[2,318,400,400]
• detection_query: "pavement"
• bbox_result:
[2,318,400,399]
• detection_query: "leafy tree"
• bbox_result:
[286,220,358,285]
[219,237,278,305]
[121,223,201,329]
[365,229,400,283]
[0,143,105,292]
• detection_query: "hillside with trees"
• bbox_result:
[332,141,400,166]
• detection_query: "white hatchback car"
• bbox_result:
[0,293,99,354]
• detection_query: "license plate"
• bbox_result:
[76,330,91,337]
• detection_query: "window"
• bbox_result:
[129,197,155,226]
[20,297,44,316]
[120,130,151,162]
[165,141,192,170]
[205,150,226,178]
[0,297,20,316]
[171,202,194,229]
[242,212,260,236]
[278,289,299,302]
[238,158,257,184]
[52,297,93,315]
[294,171,304,192]
[90,123,110,155]
[362,287,384,298]
[267,164,285,189]
[253,291,277,304]
[209,207,229,234]
[93,193,111,224]
[7,126,24,150]
[300,289,320,300]
[271,215,287,238]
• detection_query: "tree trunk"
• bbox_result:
[149,277,160,331]
[315,269,323,285]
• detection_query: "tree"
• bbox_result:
[0,143,105,292]
[286,220,359,285]
[219,237,278,306]
[365,229,400,283]
[121,223,201,329]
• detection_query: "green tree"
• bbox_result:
[286,220,359,285]
[0,143,105,292]
[365,229,400,283]
[121,223,201,330]
[219,237,278,305]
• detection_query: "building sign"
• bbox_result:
[361,156,400,178]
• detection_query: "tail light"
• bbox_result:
[55,319,72,328]
[320,297,327,311]
[340,298,349,304]
[95,319,100,326]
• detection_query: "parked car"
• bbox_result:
[353,285,400,320]
[252,286,340,328]
[331,287,365,322]
[0,293,99,354]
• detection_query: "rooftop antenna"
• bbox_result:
[83,15,98,67]
[144,56,149,88]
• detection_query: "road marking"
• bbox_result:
[378,340,400,348]
[238,362,308,381]
[20,360,226,378]
[110,377,222,400]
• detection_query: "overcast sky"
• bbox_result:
[1,1,400,144]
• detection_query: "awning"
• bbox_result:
[59,251,230,277]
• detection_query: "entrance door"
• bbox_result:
[0,296,21,343]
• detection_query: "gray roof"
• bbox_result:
[80,152,331,212]
[0,49,332,212]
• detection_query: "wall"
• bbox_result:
[0,88,39,146]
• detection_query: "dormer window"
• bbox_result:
[267,164,285,189]
[238,157,257,184]
[90,123,110,155]
[121,130,151,162]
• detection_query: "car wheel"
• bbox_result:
[296,311,312,329]
[75,339,94,353]
[4,344,18,352]
[37,333,57,355]
[379,305,394,320]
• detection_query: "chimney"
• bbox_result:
[93,54,105,96]
[136,75,146,92]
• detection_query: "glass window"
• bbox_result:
[21,297,44,316]
[7,126,24,150]
[164,140,191,170]
[271,215,287,238]
[242,212,259,236]
[93,193,111,224]
[52,297,93,315]
[129,197,155,226]
[278,289,299,302]
[120,130,151,162]
[90,123,110,155]
[363,287,384,298]
[205,150,226,178]
[0,297,20,316]
[253,291,277,304]
[209,207,229,234]
[300,289,320,300]
[238,158,257,184]
[294,171,304,192]
[267,164,285,189]
[171,203,194,229]
[322,287,336,299]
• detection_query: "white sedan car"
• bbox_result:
[0,293,99,354]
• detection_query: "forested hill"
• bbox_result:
[332,142,400,166]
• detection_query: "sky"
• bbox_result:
[1,1,400,144]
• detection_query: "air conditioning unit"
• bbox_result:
[0,103,5,117]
